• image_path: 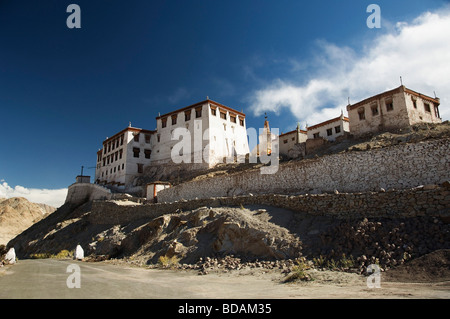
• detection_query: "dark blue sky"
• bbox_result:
[0,0,447,191]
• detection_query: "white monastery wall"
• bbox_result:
[158,138,450,203]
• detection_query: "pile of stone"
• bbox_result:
[165,255,303,275]
[312,216,449,273]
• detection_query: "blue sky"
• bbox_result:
[1,0,449,206]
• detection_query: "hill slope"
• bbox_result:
[0,197,56,246]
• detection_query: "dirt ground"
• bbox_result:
[1,258,449,299]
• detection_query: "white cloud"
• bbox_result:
[248,8,450,127]
[0,180,67,208]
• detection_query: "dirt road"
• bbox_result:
[0,259,448,299]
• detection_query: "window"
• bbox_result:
[107,156,110,164]
[118,165,120,171]
[371,104,379,116]
[434,105,440,118]
[157,134,160,142]
[119,149,123,159]
[115,152,118,161]
[195,107,202,118]
[386,100,394,112]
[358,108,365,120]
[116,139,119,148]
[335,126,341,134]
[137,164,144,174]
[210,107,216,116]
[230,115,237,123]
[134,133,140,142]
[239,118,244,126]
[103,158,106,166]
[114,167,116,173]
[120,135,124,145]
[313,133,320,139]
[283,139,288,144]
[327,128,333,136]
[220,112,227,120]
[161,118,167,128]
[145,134,151,143]
[412,97,417,109]
[171,115,177,125]
[144,149,151,159]
[292,137,295,141]
[424,103,431,113]
[122,163,124,170]
[185,111,191,121]
[133,147,140,158]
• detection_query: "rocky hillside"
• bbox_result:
[0,197,56,246]
[7,198,449,279]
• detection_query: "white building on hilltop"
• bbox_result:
[95,99,250,190]
[346,85,442,136]
[151,99,250,167]
[95,125,155,189]
[307,113,350,141]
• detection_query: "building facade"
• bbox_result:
[279,124,308,157]
[151,99,249,167]
[346,86,441,136]
[95,126,155,189]
[95,99,250,190]
[307,113,350,141]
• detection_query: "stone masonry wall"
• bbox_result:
[65,183,112,206]
[88,185,450,225]
[158,138,450,203]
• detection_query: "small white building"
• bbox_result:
[346,86,442,136]
[95,125,155,189]
[279,124,308,157]
[307,113,350,141]
[146,181,171,202]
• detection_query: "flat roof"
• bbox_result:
[156,99,246,119]
[279,129,307,137]
[307,116,349,131]
[102,127,156,145]
[347,86,440,111]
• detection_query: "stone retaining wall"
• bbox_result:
[87,185,450,225]
[158,138,450,203]
[65,183,112,206]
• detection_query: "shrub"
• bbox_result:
[283,258,313,283]
[158,255,180,269]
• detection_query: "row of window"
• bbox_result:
[133,147,152,159]
[102,149,123,166]
[133,133,152,144]
[101,163,144,177]
[312,125,341,139]
[102,163,125,177]
[161,106,245,128]
[358,99,394,120]
[104,134,124,155]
